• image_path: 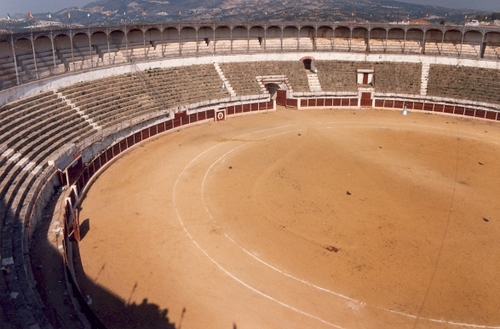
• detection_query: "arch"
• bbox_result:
[73,32,90,49]
[266,25,282,38]
[164,27,179,42]
[425,28,443,42]
[265,82,282,98]
[369,27,386,53]
[249,26,265,52]
[144,28,162,59]
[145,27,161,44]
[334,26,351,38]
[317,26,333,38]
[463,30,482,44]
[13,37,32,57]
[406,28,424,54]
[352,27,368,38]
[0,39,12,58]
[283,26,298,51]
[266,25,282,51]
[232,26,248,40]
[53,33,71,51]
[283,25,298,37]
[198,26,214,39]
[33,35,52,52]
[484,31,500,44]
[91,31,108,50]
[215,26,231,54]
[127,28,143,46]
[299,26,314,51]
[407,28,424,41]
[387,28,405,53]
[249,26,264,38]
[388,28,404,40]
[180,26,196,42]
[109,30,126,50]
[232,26,248,53]
[352,27,368,52]
[443,29,462,42]
[369,27,386,39]
[215,26,231,39]
[300,56,316,72]
[316,26,333,51]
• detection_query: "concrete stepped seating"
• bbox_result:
[316,38,333,51]
[333,38,350,52]
[0,92,57,128]
[0,90,95,329]
[181,41,198,55]
[351,38,367,52]
[441,42,460,57]
[162,43,181,57]
[17,51,62,78]
[0,164,53,329]
[198,40,215,55]
[249,39,262,52]
[459,43,480,58]
[58,47,100,70]
[373,62,422,95]
[215,40,232,54]
[128,43,154,61]
[404,40,423,54]
[145,64,229,107]
[369,39,385,52]
[299,37,313,51]
[424,41,442,55]
[60,74,162,127]
[386,39,404,53]
[0,58,19,90]
[0,98,64,147]
[483,44,500,60]
[219,61,310,95]
[283,37,298,51]
[97,45,127,65]
[315,60,358,92]
[428,64,500,105]
[265,39,282,51]
[145,46,164,60]
[232,39,248,52]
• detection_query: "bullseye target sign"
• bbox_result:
[216,110,226,121]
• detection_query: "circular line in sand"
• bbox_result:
[189,122,500,329]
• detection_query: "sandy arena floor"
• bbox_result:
[77,108,500,329]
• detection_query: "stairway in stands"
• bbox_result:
[306,72,322,92]
[213,63,237,97]
[420,62,430,96]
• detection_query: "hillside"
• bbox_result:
[0,0,494,31]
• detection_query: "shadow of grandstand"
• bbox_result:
[29,192,177,329]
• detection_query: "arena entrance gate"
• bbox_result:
[256,75,291,107]
[360,92,373,107]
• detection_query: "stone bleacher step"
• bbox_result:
[306,72,322,92]
[213,63,237,97]
[54,91,101,131]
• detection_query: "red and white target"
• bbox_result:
[216,110,226,121]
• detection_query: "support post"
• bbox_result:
[51,31,57,74]
[10,33,20,85]
[30,31,39,79]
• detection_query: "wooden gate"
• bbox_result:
[276,90,287,106]
[360,92,372,107]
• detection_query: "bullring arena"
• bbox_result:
[0,21,500,328]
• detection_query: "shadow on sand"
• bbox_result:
[29,191,178,329]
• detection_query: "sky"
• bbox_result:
[1,0,499,16]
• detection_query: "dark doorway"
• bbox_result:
[360,92,372,106]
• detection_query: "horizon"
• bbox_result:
[1,0,500,17]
